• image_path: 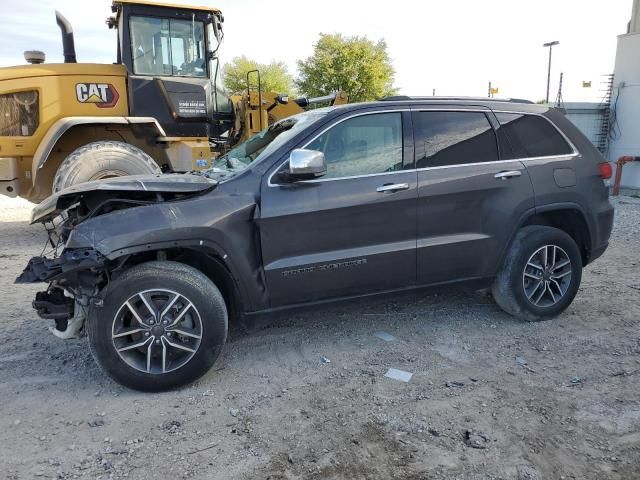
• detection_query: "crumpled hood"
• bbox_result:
[31,174,217,223]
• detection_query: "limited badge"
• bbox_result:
[75,83,119,108]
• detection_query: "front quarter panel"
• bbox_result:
[66,190,265,310]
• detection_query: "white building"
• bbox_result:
[608,0,640,189]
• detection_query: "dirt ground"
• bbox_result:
[0,195,639,480]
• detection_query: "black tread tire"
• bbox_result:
[53,141,161,193]
[492,225,583,322]
[87,261,228,392]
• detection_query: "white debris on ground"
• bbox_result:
[384,368,413,383]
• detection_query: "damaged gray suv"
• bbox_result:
[17,97,614,391]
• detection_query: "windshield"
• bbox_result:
[203,110,328,180]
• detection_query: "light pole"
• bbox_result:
[543,41,559,103]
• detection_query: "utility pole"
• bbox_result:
[543,40,559,103]
[488,81,492,98]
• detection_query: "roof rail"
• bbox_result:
[380,95,534,104]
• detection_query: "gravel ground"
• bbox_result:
[0,195,639,480]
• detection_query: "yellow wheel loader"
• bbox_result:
[0,0,347,202]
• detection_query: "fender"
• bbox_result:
[534,201,594,245]
[64,192,266,312]
[31,116,166,183]
[105,238,254,314]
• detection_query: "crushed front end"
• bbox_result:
[15,173,218,339]
[16,208,109,338]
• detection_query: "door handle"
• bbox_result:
[494,170,522,180]
[376,183,410,193]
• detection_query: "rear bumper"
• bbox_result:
[590,242,609,263]
[588,202,614,264]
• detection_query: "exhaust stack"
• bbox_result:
[55,10,76,63]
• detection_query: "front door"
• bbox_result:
[259,111,417,307]
[412,109,535,285]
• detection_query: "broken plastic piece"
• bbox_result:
[50,299,86,339]
[374,331,396,342]
[384,368,412,382]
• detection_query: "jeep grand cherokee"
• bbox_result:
[17,97,614,391]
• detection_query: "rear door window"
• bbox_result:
[412,111,498,168]
[494,112,573,159]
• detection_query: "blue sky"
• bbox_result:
[0,0,633,102]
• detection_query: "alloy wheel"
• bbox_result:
[522,244,572,307]
[111,289,203,374]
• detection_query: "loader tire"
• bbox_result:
[53,141,161,193]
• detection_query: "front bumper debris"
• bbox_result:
[33,289,73,321]
[15,248,105,284]
[32,287,86,339]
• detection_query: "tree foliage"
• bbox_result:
[222,56,294,95]
[296,33,397,102]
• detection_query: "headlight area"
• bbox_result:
[15,248,107,339]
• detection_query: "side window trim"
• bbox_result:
[410,108,501,169]
[267,109,412,186]
[401,111,415,170]
[486,110,517,160]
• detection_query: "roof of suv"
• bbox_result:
[323,97,550,117]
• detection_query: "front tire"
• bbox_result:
[88,261,228,392]
[53,141,161,193]
[492,226,583,322]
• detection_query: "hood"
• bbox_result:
[31,174,217,223]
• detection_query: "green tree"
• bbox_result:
[222,56,294,95]
[296,33,397,102]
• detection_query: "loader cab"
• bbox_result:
[112,0,233,138]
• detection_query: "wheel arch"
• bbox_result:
[501,203,593,270]
[107,243,251,322]
[31,117,167,192]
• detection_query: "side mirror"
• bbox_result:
[287,149,327,180]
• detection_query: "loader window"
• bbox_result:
[130,16,206,77]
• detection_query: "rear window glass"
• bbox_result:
[495,113,573,159]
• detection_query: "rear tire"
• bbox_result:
[492,226,582,322]
[87,261,228,392]
[53,141,161,193]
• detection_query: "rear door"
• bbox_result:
[413,108,535,285]
[492,111,579,206]
[259,110,417,307]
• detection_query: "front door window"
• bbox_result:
[306,112,405,179]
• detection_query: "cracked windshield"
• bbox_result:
[204,110,327,180]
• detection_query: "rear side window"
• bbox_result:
[413,111,498,168]
[495,113,573,159]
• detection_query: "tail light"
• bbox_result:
[598,162,612,180]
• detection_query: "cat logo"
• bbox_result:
[75,83,119,108]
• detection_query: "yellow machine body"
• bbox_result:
[0,0,347,202]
